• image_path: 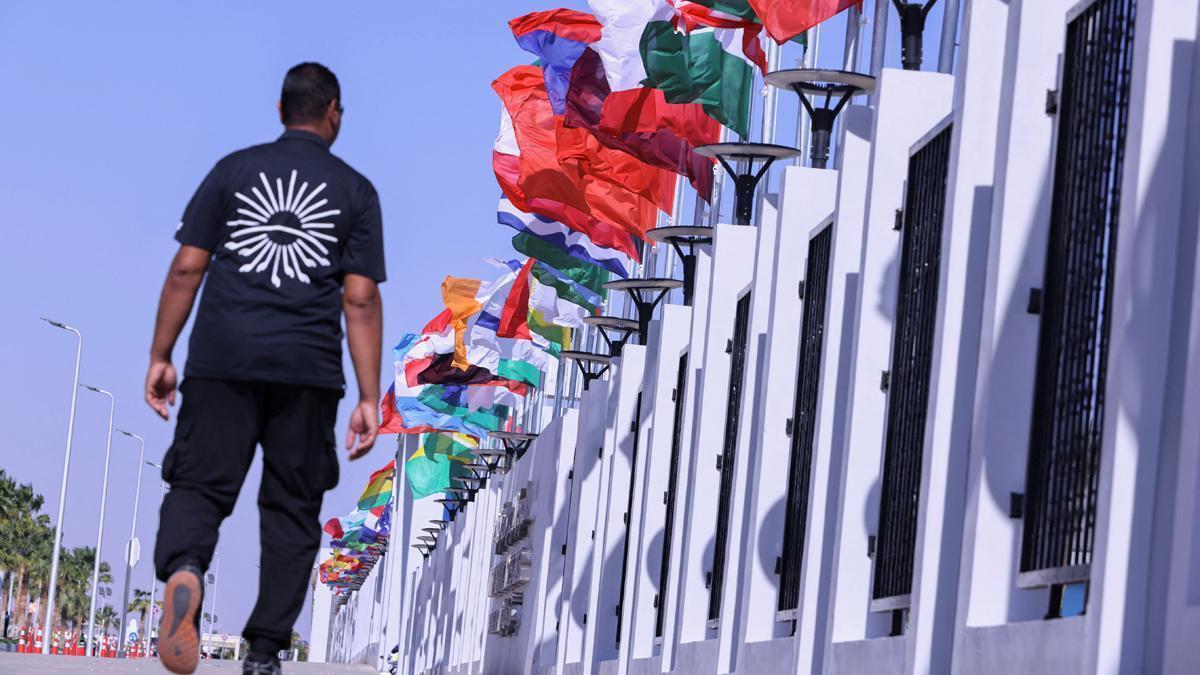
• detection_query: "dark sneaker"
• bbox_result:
[243,652,283,675]
[158,566,203,674]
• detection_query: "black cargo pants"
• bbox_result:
[154,378,341,655]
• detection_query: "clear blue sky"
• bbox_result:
[0,0,944,645]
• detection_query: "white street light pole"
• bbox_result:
[206,554,220,658]
[40,318,82,653]
[81,384,115,657]
[116,430,145,658]
[144,461,165,658]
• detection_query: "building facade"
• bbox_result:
[318,0,1200,672]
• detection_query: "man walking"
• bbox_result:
[144,62,385,675]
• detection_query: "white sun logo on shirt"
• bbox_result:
[224,170,340,288]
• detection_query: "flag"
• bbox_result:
[588,0,768,137]
[405,437,474,500]
[532,261,604,312]
[510,9,604,114]
[512,8,717,201]
[493,65,672,239]
[499,257,536,339]
[357,460,395,510]
[416,385,507,434]
[529,308,573,347]
[494,104,644,260]
[511,232,610,298]
[422,431,480,456]
[498,196,631,277]
[531,276,589,328]
[726,0,859,43]
[564,47,718,201]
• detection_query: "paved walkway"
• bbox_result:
[0,653,377,673]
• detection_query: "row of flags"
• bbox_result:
[318,461,396,597]
[317,1,863,578]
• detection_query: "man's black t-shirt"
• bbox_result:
[176,129,385,390]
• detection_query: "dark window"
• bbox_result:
[615,392,643,646]
[709,293,753,621]
[777,224,834,614]
[871,124,954,609]
[656,354,688,638]
[1021,0,1136,586]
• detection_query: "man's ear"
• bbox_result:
[277,100,285,124]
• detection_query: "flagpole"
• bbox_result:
[869,0,891,99]
[668,175,686,302]
[938,0,962,74]
[795,25,821,166]
[843,4,863,71]
[761,40,782,146]
[707,127,730,228]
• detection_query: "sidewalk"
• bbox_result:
[0,653,377,673]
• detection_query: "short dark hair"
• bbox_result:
[280,62,340,125]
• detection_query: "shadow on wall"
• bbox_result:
[1124,36,1200,671]
[757,496,786,581]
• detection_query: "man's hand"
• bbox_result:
[345,399,379,460]
[343,273,383,461]
[146,245,209,420]
[145,359,178,420]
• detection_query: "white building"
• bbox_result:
[318,0,1200,672]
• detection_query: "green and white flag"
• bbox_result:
[590,0,767,137]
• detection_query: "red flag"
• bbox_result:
[379,385,405,435]
[493,65,670,239]
[492,151,642,260]
[499,258,536,339]
[565,48,717,201]
[749,0,862,44]
[323,517,344,540]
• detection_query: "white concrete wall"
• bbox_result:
[822,68,954,672]
[667,222,758,655]
[791,105,875,675]
[556,382,614,672]
[582,346,648,674]
[308,547,334,664]
[617,307,692,675]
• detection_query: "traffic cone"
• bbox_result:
[16,628,26,654]
[34,627,43,652]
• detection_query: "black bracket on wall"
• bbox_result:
[1010,492,1025,519]
[1027,288,1044,315]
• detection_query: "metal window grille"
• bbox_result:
[871,123,953,609]
[1020,0,1136,585]
[615,392,644,647]
[709,292,753,621]
[777,224,834,614]
[656,354,689,638]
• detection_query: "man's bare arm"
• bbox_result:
[343,273,383,459]
[145,245,210,419]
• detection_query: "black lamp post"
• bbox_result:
[763,69,876,170]
[490,431,539,463]
[894,0,940,71]
[645,226,713,307]
[582,316,640,357]
[694,143,801,224]
[561,350,613,391]
[602,278,684,343]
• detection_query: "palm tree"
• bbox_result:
[55,548,111,631]
[127,588,151,640]
[0,476,51,631]
[94,605,119,636]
